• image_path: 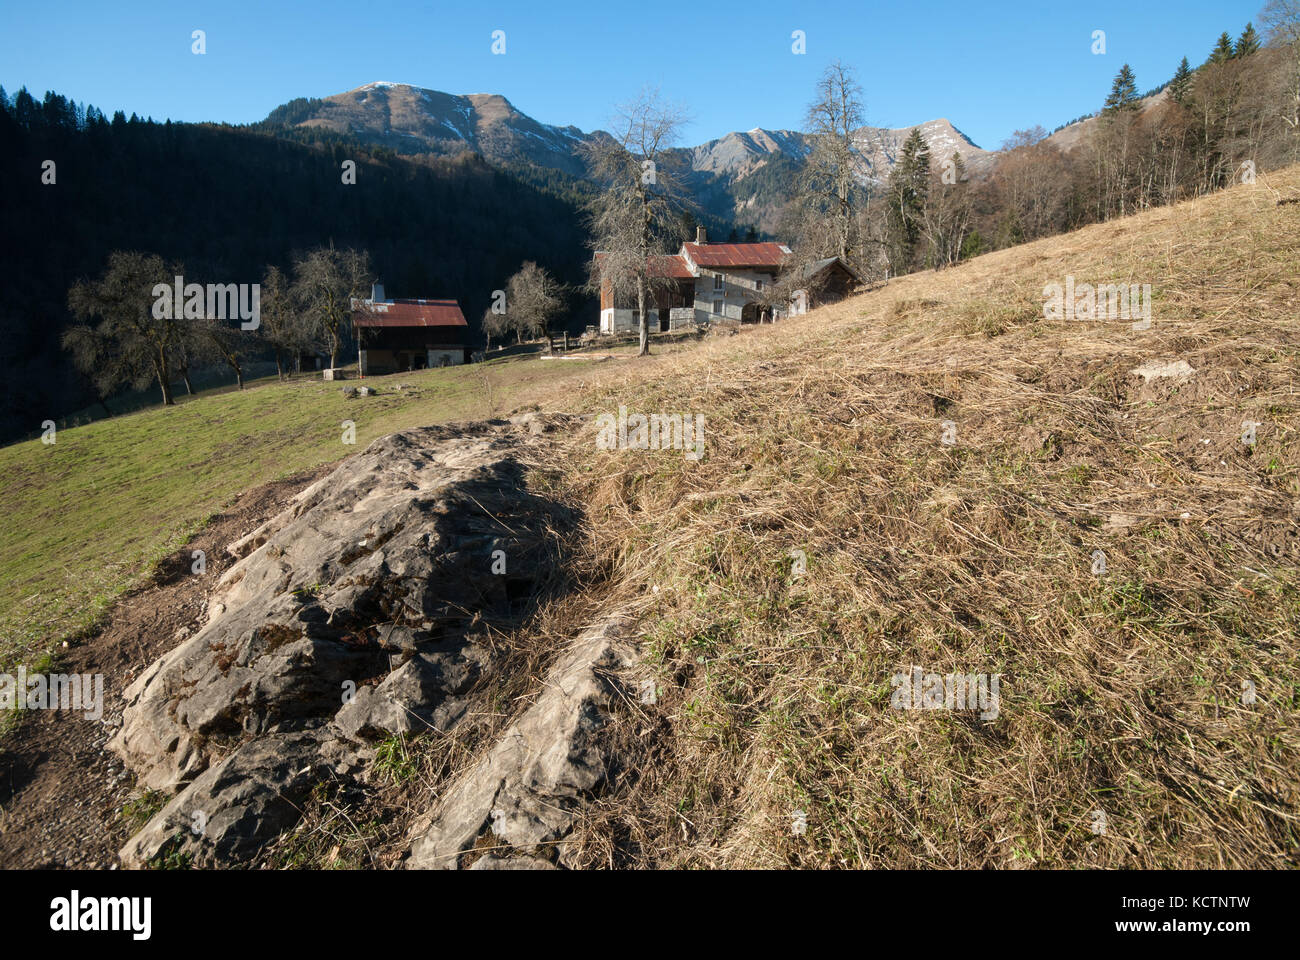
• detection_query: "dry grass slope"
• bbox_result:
[21,165,1295,870]
[497,166,1300,868]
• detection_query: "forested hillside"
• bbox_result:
[0,89,593,444]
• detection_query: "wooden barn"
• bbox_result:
[785,257,864,315]
[351,284,471,374]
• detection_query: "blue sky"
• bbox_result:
[0,0,1267,149]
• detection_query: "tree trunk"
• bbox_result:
[838,184,851,261]
[159,373,174,406]
[275,351,284,381]
[636,278,649,357]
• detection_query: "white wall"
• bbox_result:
[691,267,775,321]
[601,307,665,334]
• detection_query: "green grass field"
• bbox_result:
[0,352,599,672]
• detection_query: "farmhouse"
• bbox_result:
[597,228,861,335]
[351,283,471,374]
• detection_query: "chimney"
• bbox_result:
[371,281,385,303]
[695,226,707,245]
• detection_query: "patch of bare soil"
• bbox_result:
[0,465,333,868]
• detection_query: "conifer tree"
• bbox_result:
[1209,31,1235,64]
[884,129,931,273]
[1235,23,1261,57]
[1168,56,1193,103]
[903,128,931,197]
[1104,64,1140,112]
[960,229,985,260]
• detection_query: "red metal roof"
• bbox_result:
[353,299,467,328]
[594,252,694,280]
[683,242,791,268]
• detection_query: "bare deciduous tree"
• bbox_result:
[505,261,564,344]
[195,318,255,390]
[482,305,510,351]
[260,264,309,379]
[583,89,688,357]
[921,153,974,268]
[800,60,868,264]
[1261,0,1300,150]
[64,251,183,406]
[993,135,1072,240]
[172,331,200,396]
[748,256,833,319]
[292,246,372,371]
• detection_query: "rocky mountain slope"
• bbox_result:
[1042,89,1170,152]
[263,82,999,230]
[278,81,596,177]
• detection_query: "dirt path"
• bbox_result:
[0,466,332,868]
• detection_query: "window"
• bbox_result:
[712,300,723,315]
[713,273,724,290]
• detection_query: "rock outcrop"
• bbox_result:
[109,415,635,867]
[405,614,636,869]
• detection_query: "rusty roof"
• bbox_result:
[649,254,694,279]
[353,299,467,328]
[683,242,791,268]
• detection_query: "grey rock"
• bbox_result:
[1131,359,1196,382]
[110,419,584,865]
[118,731,361,868]
[405,614,636,869]
[332,647,481,741]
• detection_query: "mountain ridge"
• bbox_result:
[261,82,1018,230]
[269,81,1001,175]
